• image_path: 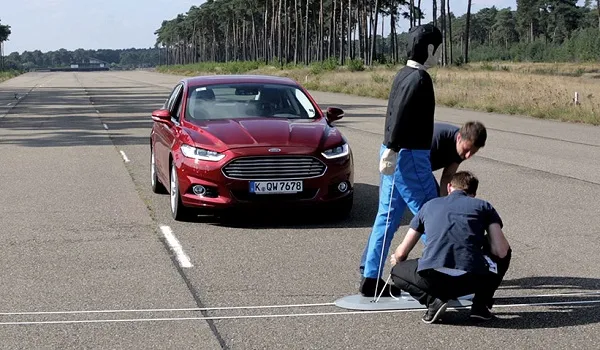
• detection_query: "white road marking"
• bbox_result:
[0,299,599,326]
[0,302,335,316]
[103,123,108,130]
[6,103,11,106]
[0,290,598,316]
[159,225,192,268]
[119,150,130,163]
[96,110,100,114]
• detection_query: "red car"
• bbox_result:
[150,74,354,221]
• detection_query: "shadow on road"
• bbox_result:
[0,85,165,147]
[500,276,600,291]
[436,276,600,328]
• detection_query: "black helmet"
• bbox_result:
[406,24,443,65]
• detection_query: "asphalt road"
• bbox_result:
[1,71,599,349]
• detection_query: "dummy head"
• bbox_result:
[406,24,443,68]
[447,171,479,197]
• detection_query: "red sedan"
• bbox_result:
[150,74,354,221]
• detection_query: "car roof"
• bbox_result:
[182,74,299,87]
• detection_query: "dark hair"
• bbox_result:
[459,121,487,148]
[450,171,479,196]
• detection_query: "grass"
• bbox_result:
[157,60,600,126]
[0,70,22,83]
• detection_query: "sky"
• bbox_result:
[0,0,586,54]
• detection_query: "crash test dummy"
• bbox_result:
[359,24,443,297]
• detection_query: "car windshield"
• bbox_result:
[185,83,318,120]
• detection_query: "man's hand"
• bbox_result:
[390,249,409,267]
[439,163,459,196]
[379,148,398,175]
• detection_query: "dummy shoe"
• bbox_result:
[379,148,397,175]
[359,277,402,297]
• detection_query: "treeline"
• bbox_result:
[154,0,600,66]
[0,18,160,71]
[1,48,160,71]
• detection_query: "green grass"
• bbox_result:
[0,70,21,83]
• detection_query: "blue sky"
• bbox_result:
[0,0,585,54]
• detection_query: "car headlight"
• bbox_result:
[321,143,349,159]
[180,144,225,161]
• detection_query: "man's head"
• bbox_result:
[447,171,479,197]
[406,24,443,68]
[456,121,487,160]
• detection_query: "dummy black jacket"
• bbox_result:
[383,66,435,151]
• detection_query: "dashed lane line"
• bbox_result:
[119,150,130,163]
[159,225,193,268]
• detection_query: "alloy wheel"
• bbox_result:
[151,150,156,187]
[170,164,177,213]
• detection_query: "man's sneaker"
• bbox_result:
[470,304,493,321]
[359,277,402,297]
[422,298,448,324]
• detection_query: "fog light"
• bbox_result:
[192,185,206,196]
[337,181,348,193]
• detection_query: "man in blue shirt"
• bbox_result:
[359,121,488,297]
[388,171,512,323]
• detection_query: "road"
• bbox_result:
[0,71,599,349]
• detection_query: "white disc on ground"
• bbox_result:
[334,292,473,311]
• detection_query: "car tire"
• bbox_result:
[170,161,194,221]
[151,147,168,194]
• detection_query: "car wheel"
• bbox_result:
[170,161,193,221]
[151,148,168,194]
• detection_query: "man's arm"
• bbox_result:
[484,203,510,258]
[487,223,510,258]
[391,208,425,265]
[439,162,459,196]
[391,228,422,265]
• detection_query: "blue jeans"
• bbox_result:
[359,144,439,279]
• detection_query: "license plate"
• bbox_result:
[249,180,303,194]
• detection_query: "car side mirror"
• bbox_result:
[325,107,344,123]
[152,109,172,124]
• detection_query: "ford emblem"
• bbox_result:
[268,148,281,152]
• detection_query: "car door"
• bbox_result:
[154,83,184,182]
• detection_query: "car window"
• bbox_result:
[294,89,316,118]
[169,85,184,122]
[166,84,183,111]
[185,83,319,121]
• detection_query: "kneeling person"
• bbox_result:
[388,171,512,324]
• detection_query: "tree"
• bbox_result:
[0,19,12,71]
[464,0,472,63]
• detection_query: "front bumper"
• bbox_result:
[173,147,354,210]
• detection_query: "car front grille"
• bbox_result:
[222,156,326,180]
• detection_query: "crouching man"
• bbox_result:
[388,171,512,324]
